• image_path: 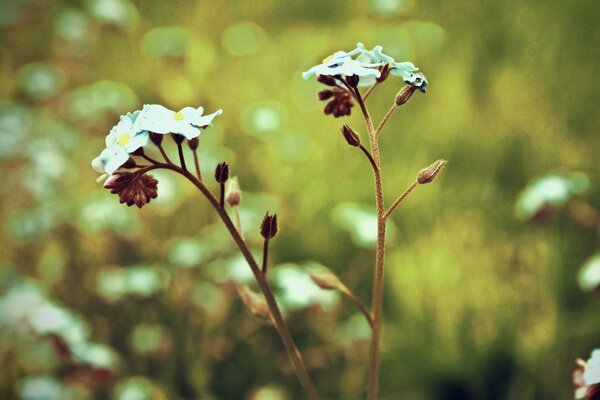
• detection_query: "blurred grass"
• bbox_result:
[0,0,599,399]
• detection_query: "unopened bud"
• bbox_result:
[317,74,337,86]
[122,158,136,169]
[214,162,229,184]
[131,147,144,156]
[260,212,278,240]
[417,160,447,184]
[307,268,343,290]
[395,85,417,106]
[149,132,163,145]
[341,124,360,147]
[346,74,359,88]
[376,64,392,83]
[171,133,185,145]
[225,177,241,206]
[188,137,199,150]
[318,89,334,101]
[237,286,270,320]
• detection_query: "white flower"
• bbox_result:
[302,43,381,80]
[360,45,419,80]
[404,72,429,92]
[91,110,149,176]
[137,104,223,140]
[584,349,600,385]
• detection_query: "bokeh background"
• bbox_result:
[1,0,599,399]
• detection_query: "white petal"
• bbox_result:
[124,131,149,153]
[104,148,130,175]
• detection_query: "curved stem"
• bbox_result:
[137,162,319,399]
[156,143,173,164]
[359,144,378,173]
[339,286,373,329]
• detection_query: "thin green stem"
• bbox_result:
[135,162,319,400]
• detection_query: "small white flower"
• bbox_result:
[92,110,149,176]
[302,43,381,80]
[137,104,223,140]
[584,349,600,385]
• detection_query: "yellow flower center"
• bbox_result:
[322,54,333,63]
[118,133,130,147]
[173,112,184,121]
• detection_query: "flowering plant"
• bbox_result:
[92,43,445,399]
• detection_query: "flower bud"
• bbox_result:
[376,64,392,83]
[260,212,278,240]
[317,74,337,86]
[149,132,163,145]
[131,147,144,156]
[395,85,417,106]
[341,124,360,147]
[122,158,136,169]
[171,133,185,145]
[318,89,334,101]
[346,74,359,88]
[417,160,448,184]
[307,269,343,290]
[237,286,270,320]
[225,177,241,206]
[188,137,199,150]
[214,162,229,184]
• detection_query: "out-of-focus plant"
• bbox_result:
[89,42,445,398]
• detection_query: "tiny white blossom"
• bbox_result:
[91,110,149,176]
[137,104,222,140]
[584,349,600,385]
[302,43,381,80]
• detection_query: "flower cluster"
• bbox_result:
[302,43,427,118]
[302,42,428,90]
[574,349,600,399]
[92,104,222,179]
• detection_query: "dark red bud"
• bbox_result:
[188,137,199,150]
[417,160,448,184]
[122,158,136,169]
[395,85,417,106]
[317,74,337,86]
[260,212,278,240]
[377,64,392,83]
[131,147,144,156]
[215,162,229,184]
[346,74,359,88]
[318,89,334,101]
[149,132,163,145]
[171,133,185,145]
[341,124,360,147]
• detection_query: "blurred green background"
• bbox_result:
[1,0,599,399]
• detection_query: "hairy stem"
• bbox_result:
[375,104,398,137]
[137,162,319,399]
[354,89,386,400]
[362,82,379,101]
